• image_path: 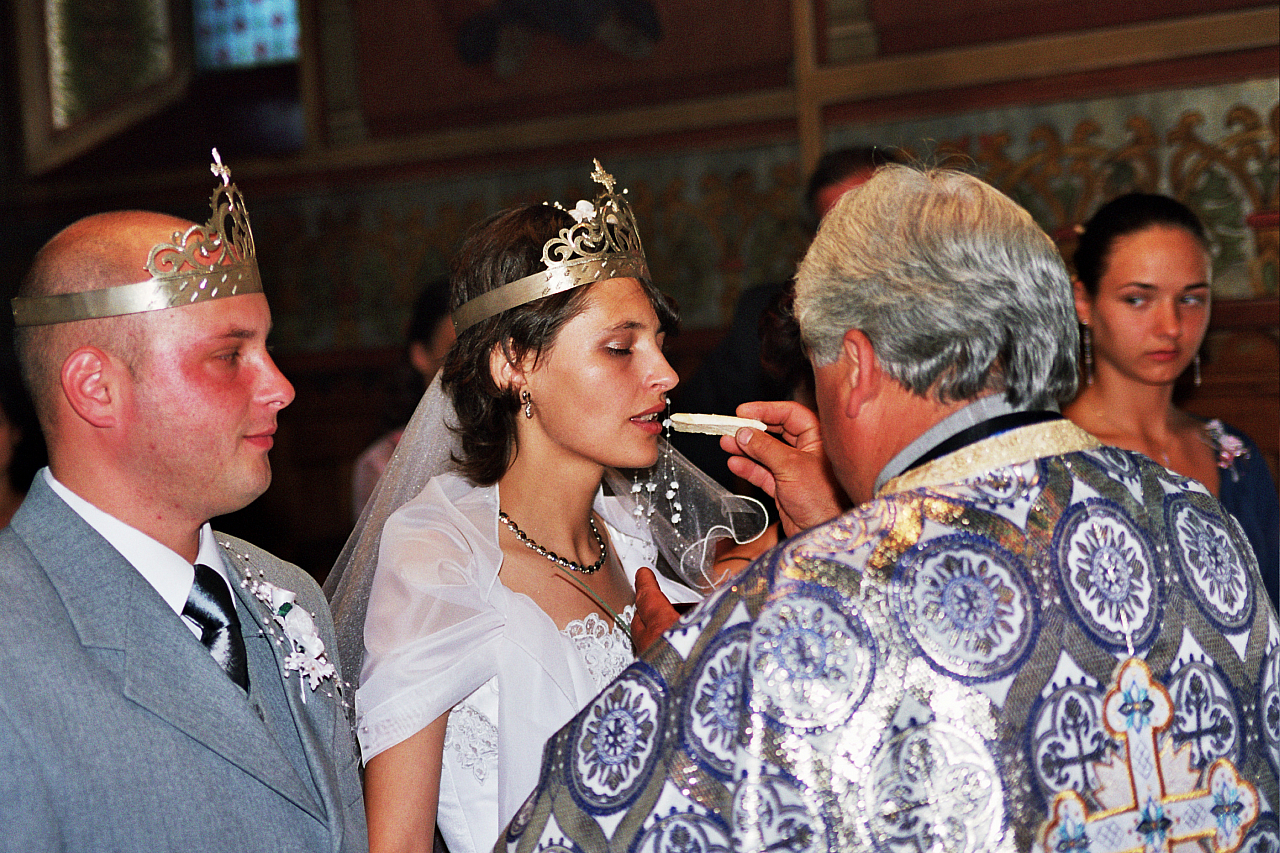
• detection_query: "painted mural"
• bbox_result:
[250,77,1278,353]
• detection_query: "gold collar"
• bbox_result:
[879,419,1100,497]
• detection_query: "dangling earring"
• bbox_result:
[1082,324,1094,386]
[1193,352,1201,387]
[521,389,533,419]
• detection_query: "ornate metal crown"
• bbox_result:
[451,160,650,333]
[12,149,263,327]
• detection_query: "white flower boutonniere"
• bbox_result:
[249,580,337,701]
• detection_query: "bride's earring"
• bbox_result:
[521,389,533,419]
[1193,352,1201,387]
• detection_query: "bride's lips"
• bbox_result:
[1146,349,1180,363]
[630,404,666,435]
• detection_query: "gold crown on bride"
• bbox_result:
[12,149,262,327]
[451,160,650,334]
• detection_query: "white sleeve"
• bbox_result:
[355,479,505,762]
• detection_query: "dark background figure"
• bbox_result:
[351,278,455,519]
[0,352,46,528]
[670,146,906,510]
[456,0,664,70]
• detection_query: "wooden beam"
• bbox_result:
[294,90,797,171]
[305,7,1275,173]
[791,0,823,177]
[810,7,1279,105]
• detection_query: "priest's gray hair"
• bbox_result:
[794,165,1078,409]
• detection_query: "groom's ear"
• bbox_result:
[61,346,120,429]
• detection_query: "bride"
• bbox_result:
[326,163,764,853]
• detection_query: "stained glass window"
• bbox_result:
[193,0,299,69]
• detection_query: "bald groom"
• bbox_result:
[0,157,367,851]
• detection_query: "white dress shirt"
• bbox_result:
[42,468,231,639]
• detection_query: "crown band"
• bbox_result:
[451,160,650,334]
[452,254,648,334]
[12,266,263,327]
[12,149,263,327]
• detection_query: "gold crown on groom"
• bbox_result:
[12,149,263,327]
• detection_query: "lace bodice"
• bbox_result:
[442,605,637,790]
[561,604,636,691]
[443,698,499,784]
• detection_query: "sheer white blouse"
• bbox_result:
[356,471,699,853]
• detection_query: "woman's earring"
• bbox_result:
[1193,352,1201,387]
[1082,324,1094,386]
[521,389,533,419]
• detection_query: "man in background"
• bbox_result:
[673,146,904,496]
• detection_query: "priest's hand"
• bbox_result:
[721,400,847,537]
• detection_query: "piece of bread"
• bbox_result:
[669,412,767,436]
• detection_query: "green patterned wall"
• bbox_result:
[250,77,1278,354]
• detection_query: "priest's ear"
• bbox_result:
[837,329,879,421]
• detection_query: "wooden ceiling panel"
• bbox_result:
[353,0,794,136]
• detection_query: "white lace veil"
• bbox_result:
[323,375,768,682]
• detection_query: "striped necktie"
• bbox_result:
[183,563,250,692]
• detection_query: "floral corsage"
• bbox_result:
[249,580,337,701]
[1205,419,1249,483]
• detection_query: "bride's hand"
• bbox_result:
[631,567,680,653]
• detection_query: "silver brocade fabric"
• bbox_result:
[498,428,1280,853]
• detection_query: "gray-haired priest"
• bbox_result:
[0,153,367,852]
[497,165,1278,853]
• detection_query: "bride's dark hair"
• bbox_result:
[442,203,677,485]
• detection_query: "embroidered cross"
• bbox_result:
[1039,694,1113,791]
[1170,671,1235,769]
[1039,658,1259,853]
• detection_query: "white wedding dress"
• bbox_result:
[356,471,699,853]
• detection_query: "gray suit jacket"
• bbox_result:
[0,476,368,852]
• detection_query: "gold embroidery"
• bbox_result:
[880,421,1100,498]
